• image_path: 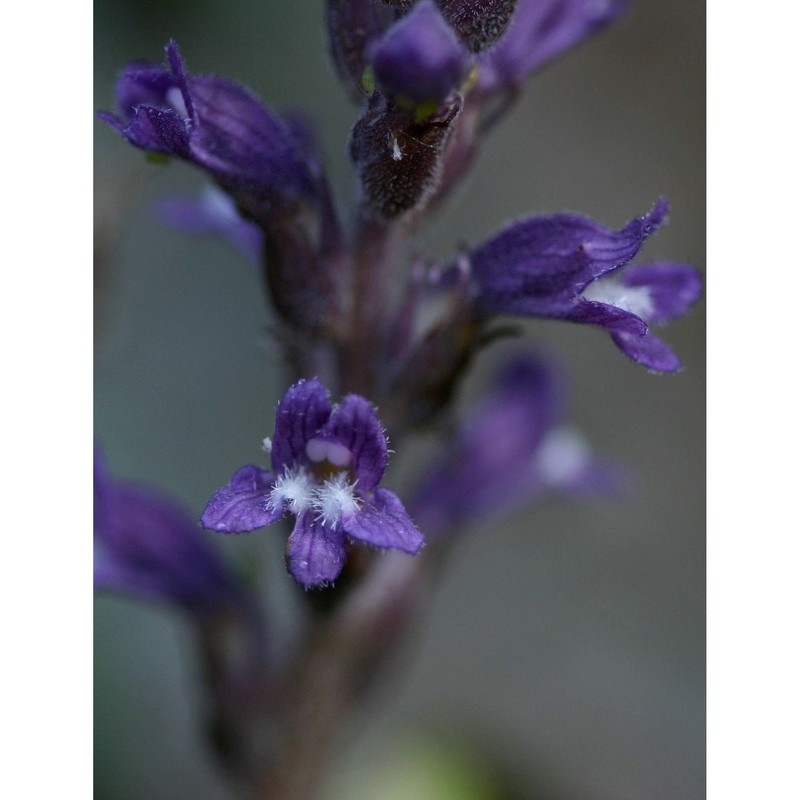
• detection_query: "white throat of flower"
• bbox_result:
[166,87,190,119]
[534,426,591,487]
[582,278,654,320]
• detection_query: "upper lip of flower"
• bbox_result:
[432,198,701,372]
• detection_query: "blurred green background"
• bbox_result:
[95,2,704,798]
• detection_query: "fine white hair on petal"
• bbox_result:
[268,466,314,514]
[391,137,402,161]
[313,473,361,527]
[582,279,654,320]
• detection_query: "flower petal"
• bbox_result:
[345,488,424,554]
[620,262,703,323]
[109,104,191,157]
[370,0,470,105]
[469,199,668,317]
[115,61,179,116]
[478,0,627,91]
[565,298,648,335]
[409,354,562,530]
[286,511,348,587]
[102,41,322,223]
[271,379,333,473]
[95,448,238,611]
[323,394,388,490]
[201,465,282,533]
[158,187,264,265]
[610,330,683,373]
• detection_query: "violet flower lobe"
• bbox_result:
[477,0,628,93]
[158,186,264,266]
[94,449,241,616]
[458,199,702,372]
[369,0,471,107]
[409,354,617,538]
[201,380,424,588]
[99,41,320,227]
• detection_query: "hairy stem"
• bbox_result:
[247,552,430,800]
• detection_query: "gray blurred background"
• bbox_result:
[94,2,704,798]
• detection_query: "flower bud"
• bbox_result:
[350,96,462,219]
[370,0,470,106]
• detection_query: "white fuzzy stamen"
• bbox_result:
[582,279,654,320]
[268,466,314,514]
[312,473,361,527]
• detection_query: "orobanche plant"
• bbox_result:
[97,2,701,797]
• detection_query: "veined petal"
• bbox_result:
[109,105,191,157]
[345,488,424,554]
[470,200,668,315]
[322,394,388,490]
[286,511,348,587]
[565,298,648,335]
[271,379,333,473]
[201,465,282,533]
[610,330,682,373]
[620,262,703,323]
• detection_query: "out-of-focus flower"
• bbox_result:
[477,0,627,93]
[456,199,701,372]
[94,448,242,616]
[202,380,424,588]
[158,186,264,266]
[409,354,619,537]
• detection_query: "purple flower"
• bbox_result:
[158,186,264,266]
[99,41,319,227]
[410,354,618,537]
[369,1,470,106]
[94,448,241,615]
[461,199,702,372]
[201,380,424,588]
[477,0,628,92]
